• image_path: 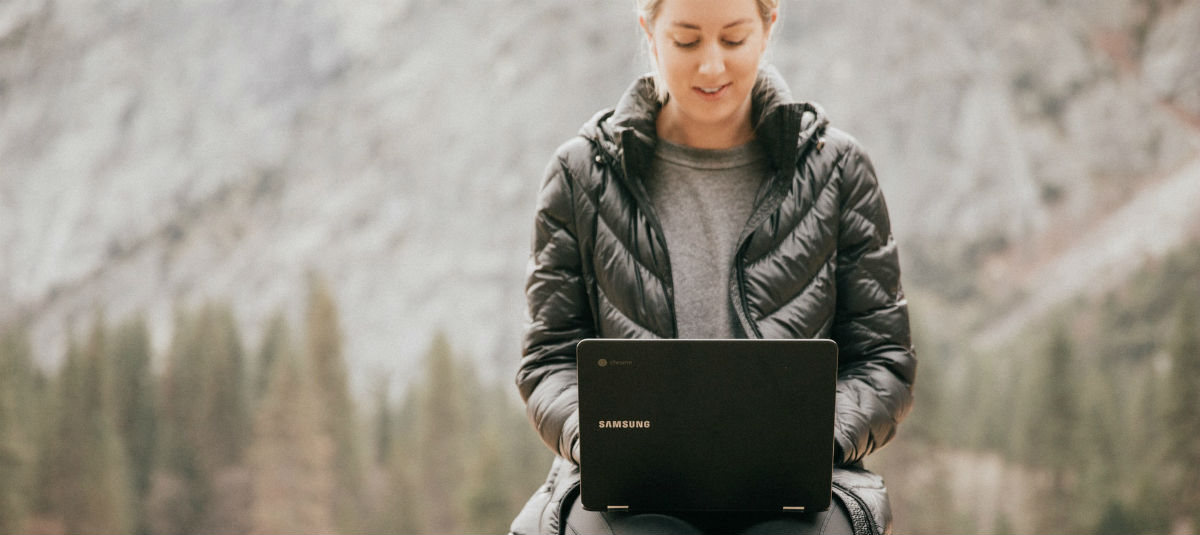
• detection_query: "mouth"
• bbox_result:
[693,83,731,100]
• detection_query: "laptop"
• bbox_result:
[576,338,838,513]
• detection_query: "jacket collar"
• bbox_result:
[582,65,829,176]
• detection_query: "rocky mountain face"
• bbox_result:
[1,0,1197,393]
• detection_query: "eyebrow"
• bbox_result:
[670,18,754,30]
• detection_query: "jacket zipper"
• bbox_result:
[589,137,679,338]
[831,481,881,535]
[733,244,761,339]
[731,164,794,339]
[730,130,827,340]
[555,480,581,535]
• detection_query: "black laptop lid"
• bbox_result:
[576,338,838,513]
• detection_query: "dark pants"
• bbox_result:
[564,495,855,535]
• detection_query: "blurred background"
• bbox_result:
[1,0,1198,532]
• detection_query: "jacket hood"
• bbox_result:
[580,65,829,170]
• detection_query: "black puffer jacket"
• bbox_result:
[511,67,917,535]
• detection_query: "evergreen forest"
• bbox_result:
[874,240,1200,533]
[0,277,550,534]
[2,242,1199,533]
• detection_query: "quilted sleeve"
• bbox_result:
[829,140,918,465]
[515,148,595,466]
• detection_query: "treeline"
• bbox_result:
[0,277,550,534]
[892,242,1200,533]
[6,260,1197,535]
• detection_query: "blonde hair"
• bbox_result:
[636,0,780,102]
[635,0,779,27]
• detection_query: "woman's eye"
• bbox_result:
[674,40,700,48]
[724,39,747,46]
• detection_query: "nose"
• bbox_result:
[697,43,725,76]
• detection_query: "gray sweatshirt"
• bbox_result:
[644,137,770,338]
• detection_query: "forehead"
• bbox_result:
[655,0,761,28]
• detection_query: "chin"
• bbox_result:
[681,95,748,125]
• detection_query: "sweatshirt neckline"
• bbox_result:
[653,137,767,170]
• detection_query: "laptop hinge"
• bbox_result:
[607,505,630,511]
[782,506,806,512]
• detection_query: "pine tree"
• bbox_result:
[153,308,211,534]
[85,316,137,533]
[462,426,511,533]
[361,376,396,533]
[110,315,158,533]
[253,311,291,406]
[960,353,993,451]
[910,333,948,445]
[304,276,365,531]
[375,386,424,534]
[413,331,471,532]
[42,318,135,533]
[902,313,939,444]
[380,429,423,534]
[39,335,84,531]
[373,376,393,466]
[500,386,554,510]
[196,304,253,533]
[463,383,553,533]
[1073,364,1123,527]
[1165,292,1200,531]
[153,303,252,533]
[0,323,36,533]
[971,352,1013,453]
[248,327,336,534]
[201,304,251,469]
[1035,322,1081,533]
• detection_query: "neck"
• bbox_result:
[655,98,755,150]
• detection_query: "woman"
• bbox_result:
[511,0,916,533]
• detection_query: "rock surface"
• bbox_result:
[1,0,1197,393]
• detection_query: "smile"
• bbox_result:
[693,83,731,100]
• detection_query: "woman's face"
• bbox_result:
[642,0,774,130]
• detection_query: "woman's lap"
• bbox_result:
[564,494,854,535]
